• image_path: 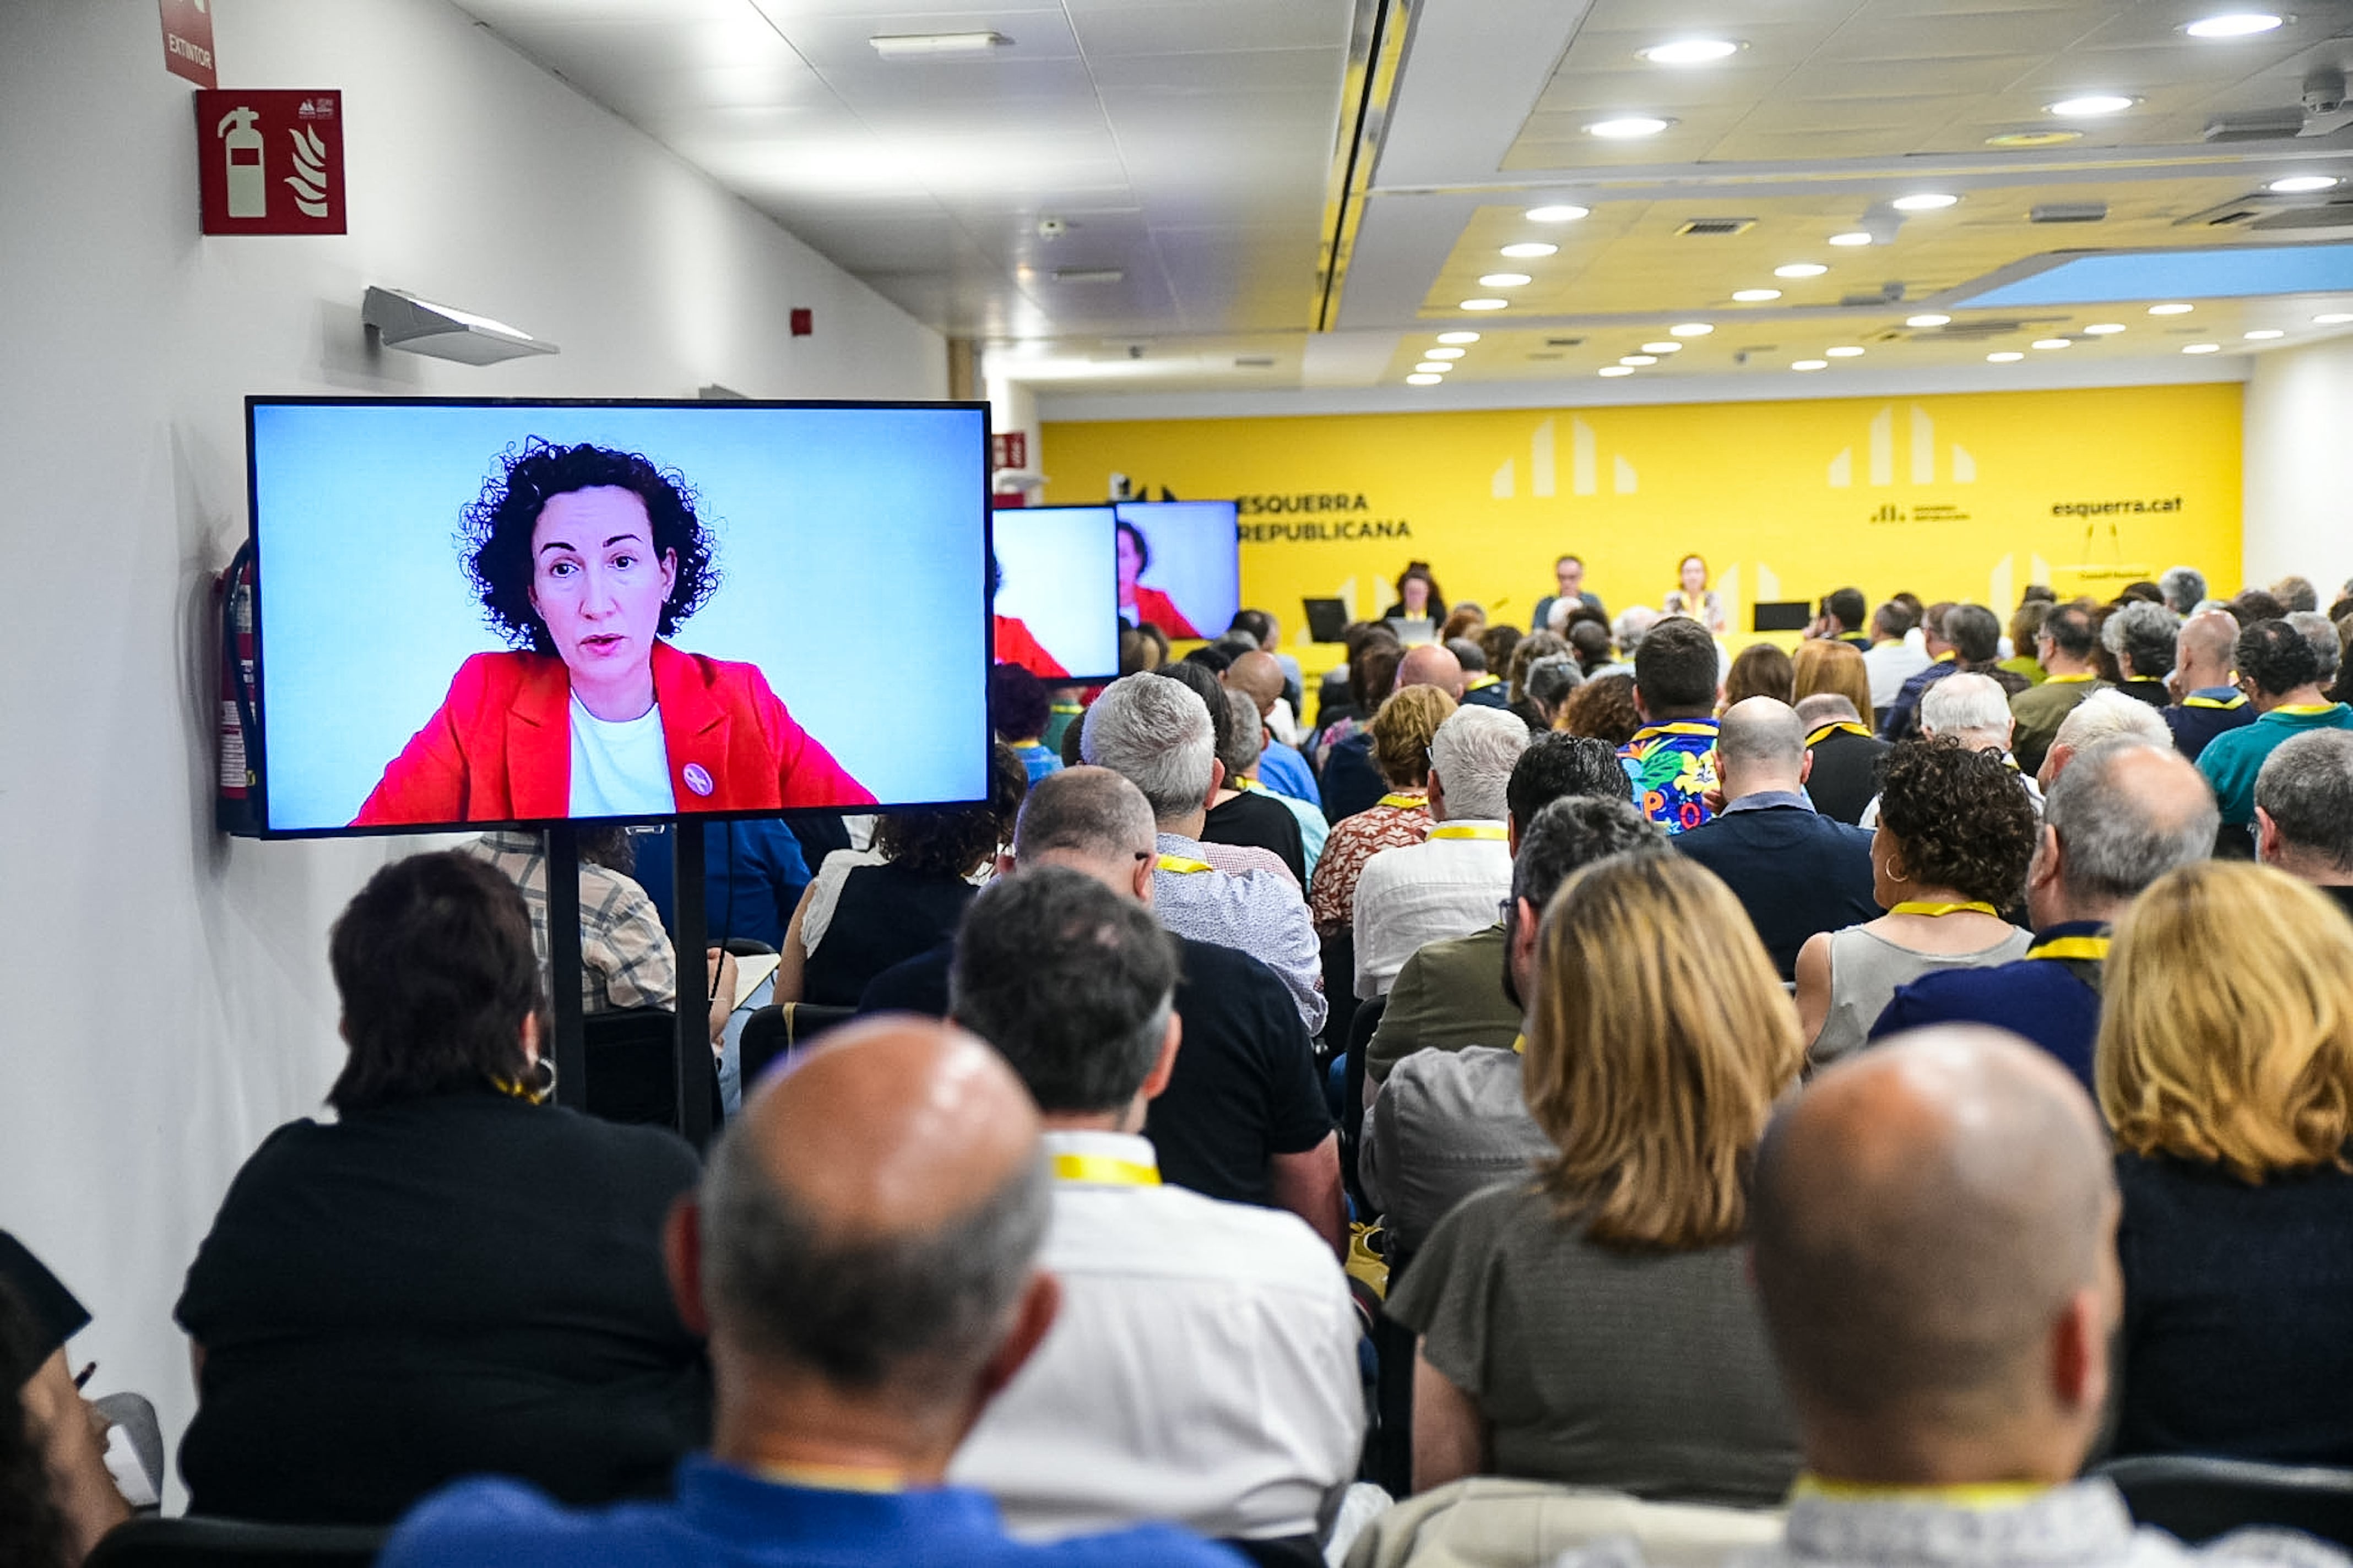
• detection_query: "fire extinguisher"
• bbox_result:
[216,540,263,836]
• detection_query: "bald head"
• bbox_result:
[1398,643,1467,700]
[1009,765,1156,902]
[2175,608,2239,688]
[700,1016,1049,1392]
[1717,696,1807,798]
[1751,1028,2116,1473]
[1224,650,1286,717]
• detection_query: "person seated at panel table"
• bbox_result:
[1116,518,1200,640]
[1386,561,1447,639]
[991,554,1070,680]
[1660,553,1729,637]
[353,440,874,826]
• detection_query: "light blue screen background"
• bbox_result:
[1116,501,1240,637]
[251,401,989,833]
[994,506,1118,678]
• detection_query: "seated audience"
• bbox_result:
[1522,653,1584,729]
[1566,618,1615,678]
[460,828,679,1016]
[2256,729,2353,919]
[778,743,1026,1006]
[2198,617,2353,836]
[1454,637,1512,711]
[180,854,708,1526]
[2009,603,2109,776]
[1872,738,2216,1089]
[381,1017,1235,1568]
[1220,687,1325,881]
[1084,675,1325,1036]
[1675,698,1878,980]
[1311,625,1400,753]
[1722,643,1795,708]
[2230,586,2288,626]
[1158,663,1303,886]
[2102,600,2179,708]
[1861,600,1927,712]
[1619,616,1723,834]
[1319,638,1418,822]
[1353,706,1530,998]
[1478,624,1524,687]
[1505,632,1570,733]
[2275,573,2322,613]
[1608,606,1660,676]
[1361,795,1663,1253]
[1,1238,129,1561]
[1309,686,1454,940]
[859,768,1340,1241]
[1792,693,1885,828]
[2100,861,2353,1465]
[2161,563,2209,613]
[943,870,1361,1544]
[1385,853,1803,1504]
[1858,672,2040,825]
[1880,600,1959,740]
[1367,734,1627,1085]
[2038,687,2170,787]
[2162,607,2254,762]
[1797,741,2036,1067]
[1884,603,2019,741]
[993,664,1064,785]
[2000,599,2051,687]
[1222,650,1317,806]
[2292,607,2344,693]
[1561,671,1640,746]
[1815,586,1872,650]
[1792,637,1873,717]
[634,818,812,955]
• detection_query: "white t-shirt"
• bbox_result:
[567,695,674,816]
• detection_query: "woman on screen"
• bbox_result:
[990,553,1069,679]
[1116,518,1201,639]
[353,441,875,826]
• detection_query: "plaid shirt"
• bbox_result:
[460,832,677,1014]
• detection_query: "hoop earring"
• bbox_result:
[528,1055,557,1105]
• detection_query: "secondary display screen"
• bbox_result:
[991,504,1119,682]
[1114,500,1240,642]
[248,398,990,836]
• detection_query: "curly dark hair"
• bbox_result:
[1394,561,1447,620]
[874,741,1029,877]
[1562,672,1641,747]
[1876,739,2037,908]
[461,440,720,655]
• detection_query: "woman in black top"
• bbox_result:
[779,743,1028,1007]
[175,854,708,1525]
[2099,860,2353,1464]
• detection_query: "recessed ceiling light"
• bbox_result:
[2084,322,2127,334]
[2048,95,2137,117]
[2149,302,2194,315]
[1637,38,1741,64]
[1829,231,1875,247]
[1669,322,1715,336]
[868,30,1010,56]
[1499,242,1559,258]
[1907,313,1953,327]
[1460,298,1510,311]
[1478,273,1533,287]
[1586,116,1674,139]
[1732,288,1782,302]
[2184,13,2285,37]
[2269,175,2340,193]
[1775,263,1829,278]
[1406,372,1444,385]
[1826,346,1866,357]
[1987,351,2026,362]
[2315,312,2353,324]
[2244,328,2286,339]
[2182,343,2222,354]
[1892,193,1961,211]
[1414,361,1453,372]
[2032,338,2072,349]
[1525,205,1591,223]
[1987,129,2084,148]
[1425,346,1466,359]
[1641,341,1684,353]
[1436,330,1482,344]
[1793,360,1829,371]
[1598,365,1637,377]
[1622,355,1660,366]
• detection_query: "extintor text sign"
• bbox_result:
[160,0,216,88]
[195,90,347,236]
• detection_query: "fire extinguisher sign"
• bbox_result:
[194,89,347,236]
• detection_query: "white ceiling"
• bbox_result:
[450,0,2353,397]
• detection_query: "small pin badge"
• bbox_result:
[682,763,714,797]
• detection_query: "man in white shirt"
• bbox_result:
[1352,705,1530,997]
[945,867,1364,1548]
[1862,600,1931,714]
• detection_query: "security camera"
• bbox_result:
[2304,67,2346,117]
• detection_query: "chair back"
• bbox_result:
[1341,1477,1781,1568]
[1340,994,1387,1208]
[86,1517,387,1568]
[739,1002,856,1088]
[2094,1455,2353,1548]
[582,1006,682,1128]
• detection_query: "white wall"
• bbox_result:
[2243,332,2353,600]
[0,0,944,1500]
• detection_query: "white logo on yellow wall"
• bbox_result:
[1828,406,1978,488]
[1492,416,1638,500]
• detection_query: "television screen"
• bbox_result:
[248,397,990,837]
[991,505,1119,682]
[1114,500,1240,641]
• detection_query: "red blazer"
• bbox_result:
[1129,585,1200,641]
[993,615,1070,680]
[353,642,876,826]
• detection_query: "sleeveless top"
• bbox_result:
[1812,923,2031,1068]
[802,862,979,1006]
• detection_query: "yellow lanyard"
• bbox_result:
[1805,721,1873,746]
[2045,672,2096,685]
[1510,1033,1526,1055]
[1156,853,1215,873]
[1429,823,1508,841]
[1932,650,1956,665]
[1050,1152,1162,1187]
[1377,792,1428,811]
[2026,935,2110,962]
[1793,1475,2047,1510]
[2274,703,2340,717]
[1889,900,1999,918]
[1635,721,1720,741]
[2183,694,2247,710]
[755,1461,907,1494]
[1230,775,1260,792]
[1465,674,1501,691]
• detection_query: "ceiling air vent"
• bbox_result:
[1053,267,1125,284]
[2032,202,2107,224]
[1916,319,2035,340]
[1233,355,1276,368]
[1545,336,1585,347]
[1676,217,1756,236]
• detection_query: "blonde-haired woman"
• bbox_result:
[1791,638,1873,718]
[1309,685,1457,938]
[1384,851,1803,1502]
[2100,860,2353,1463]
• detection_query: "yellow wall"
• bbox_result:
[1044,383,2242,659]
